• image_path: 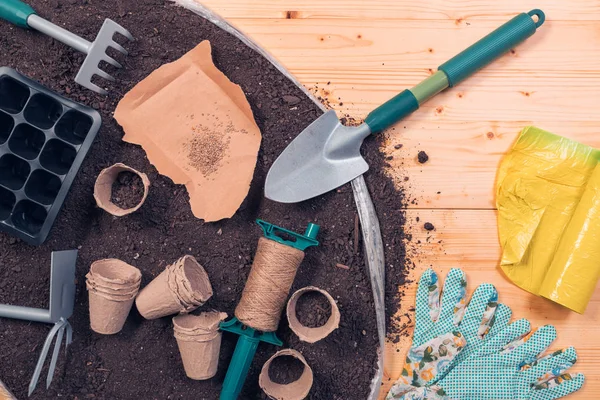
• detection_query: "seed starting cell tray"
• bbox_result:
[0,67,101,245]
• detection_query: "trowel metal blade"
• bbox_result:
[265,110,371,203]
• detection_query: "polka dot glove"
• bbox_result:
[394,320,585,400]
[387,269,512,399]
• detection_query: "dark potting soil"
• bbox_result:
[111,171,145,210]
[0,1,410,399]
[268,355,306,385]
[295,291,332,328]
[417,150,429,164]
[424,222,435,232]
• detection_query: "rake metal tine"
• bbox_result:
[103,55,123,69]
[46,322,66,389]
[109,41,128,56]
[84,81,108,96]
[28,321,63,396]
[65,321,73,349]
[109,20,134,42]
[95,68,116,82]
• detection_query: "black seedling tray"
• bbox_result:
[0,67,101,245]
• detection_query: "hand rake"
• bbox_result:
[0,0,134,95]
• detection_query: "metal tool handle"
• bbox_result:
[364,9,545,133]
[28,14,91,53]
[0,0,91,53]
[0,0,36,28]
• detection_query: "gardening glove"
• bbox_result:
[395,319,585,400]
[387,269,512,397]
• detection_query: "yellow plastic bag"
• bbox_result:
[496,126,600,313]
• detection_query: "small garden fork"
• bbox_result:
[0,250,78,396]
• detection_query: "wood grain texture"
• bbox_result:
[196,0,600,21]
[193,1,600,398]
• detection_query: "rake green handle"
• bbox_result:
[365,9,545,134]
[0,0,36,28]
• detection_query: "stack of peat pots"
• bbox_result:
[172,312,227,380]
[136,255,213,319]
[86,259,142,334]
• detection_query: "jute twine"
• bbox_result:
[235,237,305,332]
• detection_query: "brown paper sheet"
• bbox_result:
[114,41,262,222]
[0,379,16,400]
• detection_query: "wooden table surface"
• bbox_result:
[196,1,600,398]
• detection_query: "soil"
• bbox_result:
[268,355,306,385]
[424,222,435,231]
[295,291,332,328]
[0,1,410,399]
[111,171,145,210]
[417,150,429,164]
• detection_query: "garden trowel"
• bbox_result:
[265,9,545,203]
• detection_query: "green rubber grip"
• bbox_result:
[439,9,545,87]
[0,0,36,28]
[365,89,419,134]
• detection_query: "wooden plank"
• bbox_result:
[230,20,600,73]
[381,121,600,210]
[201,18,600,128]
[382,209,600,399]
[198,0,600,21]
[304,71,600,122]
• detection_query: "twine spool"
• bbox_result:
[235,237,305,332]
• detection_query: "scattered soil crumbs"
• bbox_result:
[0,1,410,399]
[111,171,145,209]
[424,222,435,231]
[295,291,332,328]
[417,150,429,164]
[268,355,306,385]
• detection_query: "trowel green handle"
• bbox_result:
[0,0,36,28]
[365,9,545,133]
